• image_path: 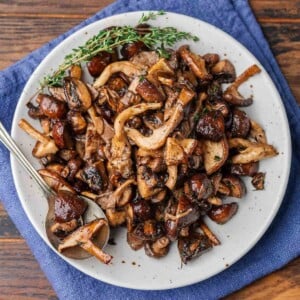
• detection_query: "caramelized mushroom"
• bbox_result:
[38,94,67,119]
[178,232,212,264]
[230,109,250,138]
[211,59,236,83]
[52,120,74,149]
[136,78,165,102]
[58,219,112,264]
[229,162,259,177]
[252,172,265,190]
[221,174,246,198]
[63,77,92,111]
[208,203,238,224]
[144,236,170,258]
[87,52,112,77]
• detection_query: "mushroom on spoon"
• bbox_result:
[0,121,111,264]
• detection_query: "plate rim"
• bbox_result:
[10,10,292,290]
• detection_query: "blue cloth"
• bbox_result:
[0,0,299,299]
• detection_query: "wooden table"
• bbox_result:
[0,1,299,299]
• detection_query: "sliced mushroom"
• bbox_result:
[106,208,127,227]
[229,138,278,164]
[203,138,229,175]
[127,232,144,250]
[165,165,178,190]
[84,123,101,162]
[63,77,92,111]
[211,59,236,83]
[49,87,67,102]
[178,45,212,81]
[87,106,104,135]
[224,65,261,106]
[50,218,79,236]
[93,61,143,88]
[178,232,212,264]
[58,218,112,264]
[208,203,238,224]
[70,64,82,79]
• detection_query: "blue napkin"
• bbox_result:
[1,0,299,299]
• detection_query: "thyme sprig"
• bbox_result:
[41,11,199,88]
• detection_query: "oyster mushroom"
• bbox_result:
[229,138,278,164]
[252,172,265,190]
[58,219,112,264]
[178,45,212,81]
[93,61,143,88]
[125,104,185,150]
[18,119,58,158]
[221,174,246,198]
[224,64,261,106]
[249,120,267,143]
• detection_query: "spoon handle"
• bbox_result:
[0,121,51,195]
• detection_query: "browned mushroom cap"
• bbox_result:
[208,203,238,224]
[106,208,127,227]
[196,110,225,141]
[87,51,112,77]
[211,59,236,83]
[178,232,212,264]
[50,218,79,237]
[184,173,213,203]
[144,236,170,258]
[121,41,148,60]
[203,138,229,175]
[136,77,165,102]
[18,119,59,158]
[38,94,67,119]
[199,221,221,245]
[229,138,278,164]
[178,45,212,81]
[93,61,143,88]
[230,109,250,138]
[221,174,246,198]
[58,218,112,264]
[52,120,74,149]
[223,65,261,106]
[53,190,87,223]
[63,77,92,111]
[229,162,259,177]
[203,53,220,68]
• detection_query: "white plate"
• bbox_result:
[11,11,291,290]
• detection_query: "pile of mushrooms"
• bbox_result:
[20,25,277,264]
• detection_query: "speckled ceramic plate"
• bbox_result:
[11,11,291,290]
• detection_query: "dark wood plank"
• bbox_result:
[225,258,300,300]
[0,240,57,300]
[251,0,300,20]
[0,0,112,16]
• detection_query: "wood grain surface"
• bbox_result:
[0,1,299,299]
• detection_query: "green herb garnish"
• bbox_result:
[41,11,199,88]
[214,155,221,161]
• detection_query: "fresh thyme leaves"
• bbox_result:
[42,11,199,88]
[138,10,165,24]
[214,155,221,161]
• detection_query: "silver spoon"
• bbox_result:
[0,121,110,259]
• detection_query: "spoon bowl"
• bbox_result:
[0,121,110,260]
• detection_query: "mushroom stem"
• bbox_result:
[19,118,50,144]
[80,240,112,264]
